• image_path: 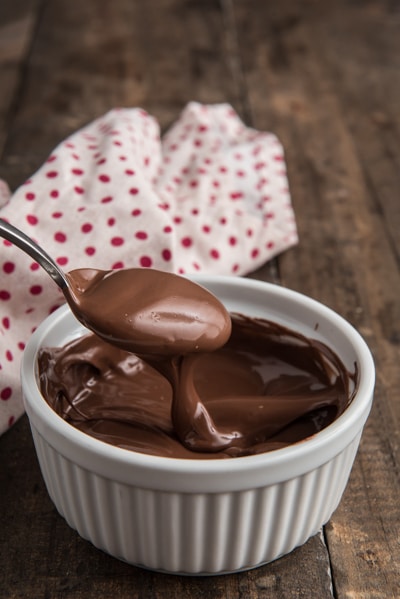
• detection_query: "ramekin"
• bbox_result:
[21,276,375,575]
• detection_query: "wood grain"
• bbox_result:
[1,0,399,597]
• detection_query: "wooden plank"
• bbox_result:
[0,0,319,597]
[2,0,399,596]
[0,415,335,598]
[0,0,246,189]
[233,0,400,596]
[0,0,41,156]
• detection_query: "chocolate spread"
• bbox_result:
[38,268,357,459]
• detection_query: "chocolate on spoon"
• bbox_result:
[0,219,231,355]
[0,218,238,451]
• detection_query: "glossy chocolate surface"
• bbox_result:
[38,311,357,459]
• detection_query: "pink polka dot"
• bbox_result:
[232,263,240,273]
[2,317,10,329]
[74,186,85,195]
[129,187,139,195]
[50,189,59,198]
[25,192,35,201]
[189,180,198,188]
[112,261,124,269]
[0,291,11,300]
[72,168,84,175]
[55,232,67,243]
[81,223,93,233]
[85,246,96,256]
[49,305,61,314]
[210,249,220,259]
[219,217,227,225]
[52,211,63,218]
[251,248,260,259]
[107,217,115,226]
[131,209,141,217]
[8,415,15,427]
[46,171,58,178]
[3,262,15,274]
[26,214,38,225]
[1,387,12,400]
[135,231,148,240]
[101,196,113,204]
[56,256,68,266]
[6,350,13,362]
[30,262,39,271]
[174,216,182,224]
[230,192,243,200]
[229,236,237,246]
[30,285,43,295]
[111,237,124,246]
[97,158,107,165]
[181,237,193,248]
[47,155,57,162]
[140,256,152,267]
[266,241,275,249]
[202,225,211,233]
[125,169,135,176]
[162,249,172,261]
[99,174,110,183]
[163,226,173,233]
[18,342,25,350]
[246,229,253,237]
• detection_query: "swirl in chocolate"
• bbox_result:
[63,268,236,450]
[38,310,357,459]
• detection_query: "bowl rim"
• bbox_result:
[22,276,375,492]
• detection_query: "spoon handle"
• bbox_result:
[0,218,69,290]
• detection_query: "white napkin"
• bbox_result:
[0,102,298,434]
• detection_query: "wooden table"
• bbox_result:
[1,1,399,597]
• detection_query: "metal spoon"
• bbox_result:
[0,218,69,290]
[0,218,236,451]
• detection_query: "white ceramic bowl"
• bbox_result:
[21,276,375,575]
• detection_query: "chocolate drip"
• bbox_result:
[38,313,357,459]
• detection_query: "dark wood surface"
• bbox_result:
[1,1,399,597]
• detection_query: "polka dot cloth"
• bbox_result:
[0,102,298,435]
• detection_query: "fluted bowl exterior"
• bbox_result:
[21,277,375,574]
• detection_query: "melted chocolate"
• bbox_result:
[63,267,236,450]
[38,314,357,459]
[64,268,231,355]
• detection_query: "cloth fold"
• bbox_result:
[0,102,298,435]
